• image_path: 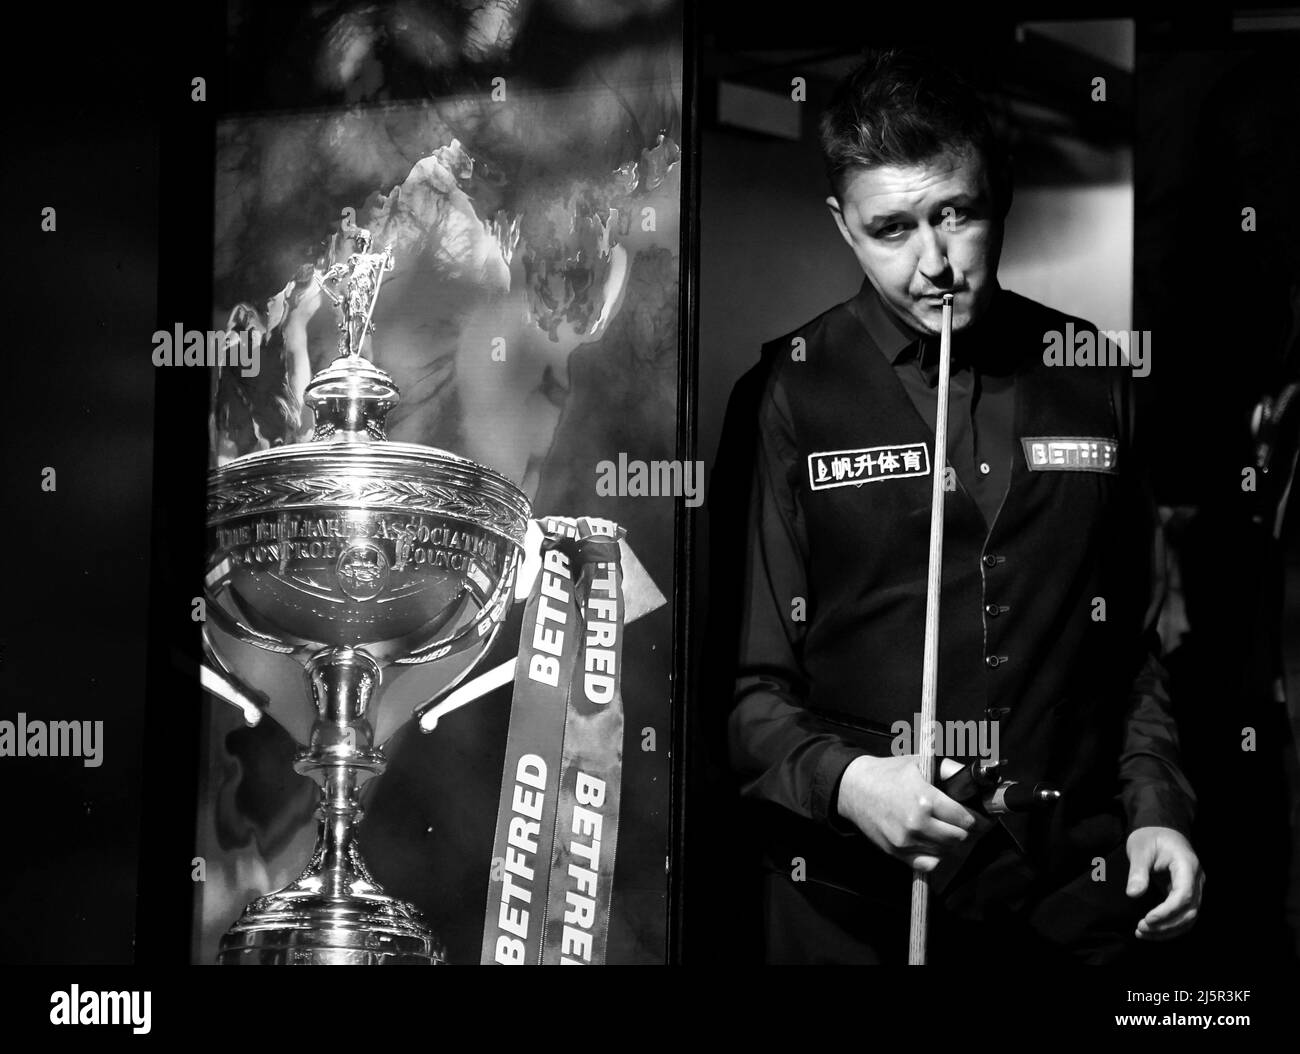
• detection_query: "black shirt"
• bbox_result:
[858,280,1017,529]
[728,279,1195,850]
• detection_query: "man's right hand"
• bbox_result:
[835,754,977,871]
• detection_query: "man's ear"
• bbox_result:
[826,195,854,248]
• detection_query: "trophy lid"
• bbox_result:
[304,354,399,442]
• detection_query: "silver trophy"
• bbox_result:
[201,230,531,964]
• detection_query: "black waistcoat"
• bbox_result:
[766,289,1151,875]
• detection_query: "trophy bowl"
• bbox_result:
[202,352,531,965]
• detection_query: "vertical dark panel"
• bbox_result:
[668,0,701,964]
[133,4,223,962]
[1,10,166,963]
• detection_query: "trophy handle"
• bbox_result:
[202,573,314,657]
[199,631,271,726]
[394,548,518,662]
[408,558,520,730]
[204,548,511,668]
[411,618,514,732]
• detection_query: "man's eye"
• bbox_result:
[874,223,905,240]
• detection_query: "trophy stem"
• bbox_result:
[216,649,442,964]
[316,769,367,900]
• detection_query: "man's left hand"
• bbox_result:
[1125,826,1205,940]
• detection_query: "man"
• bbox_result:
[727,49,1204,964]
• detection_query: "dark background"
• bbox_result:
[3,4,219,963]
[2,1,1298,984]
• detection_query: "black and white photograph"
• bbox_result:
[3,0,1298,1036]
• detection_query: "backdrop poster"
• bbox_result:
[192,1,684,964]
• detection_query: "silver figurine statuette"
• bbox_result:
[202,226,531,964]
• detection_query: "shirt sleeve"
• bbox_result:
[726,365,871,831]
[1113,366,1198,839]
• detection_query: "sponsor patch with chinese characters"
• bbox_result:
[1021,436,1118,474]
[808,443,931,490]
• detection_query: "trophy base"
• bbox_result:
[218,883,443,965]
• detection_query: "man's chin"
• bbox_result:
[902,300,975,335]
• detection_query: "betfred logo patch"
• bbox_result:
[1021,436,1118,474]
[808,443,931,490]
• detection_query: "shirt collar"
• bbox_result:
[847,278,1008,375]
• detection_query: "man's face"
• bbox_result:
[827,148,1002,336]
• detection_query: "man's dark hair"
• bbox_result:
[819,49,1012,214]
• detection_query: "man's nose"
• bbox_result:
[915,224,950,281]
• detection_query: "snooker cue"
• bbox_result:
[907,293,954,965]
